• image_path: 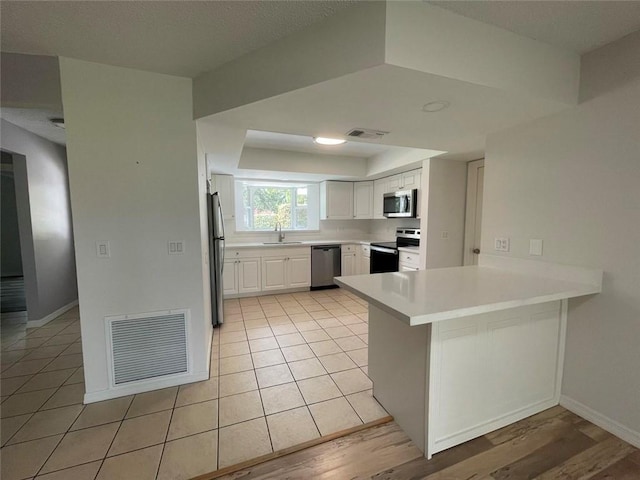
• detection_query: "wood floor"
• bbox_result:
[212,405,640,480]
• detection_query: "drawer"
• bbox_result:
[361,245,370,257]
[399,251,420,268]
[342,244,357,252]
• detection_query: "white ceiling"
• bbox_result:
[2,1,639,81]
[210,63,566,161]
[244,130,394,158]
[0,1,357,78]
[429,1,640,54]
[1,108,66,146]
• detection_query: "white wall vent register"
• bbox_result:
[107,310,189,385]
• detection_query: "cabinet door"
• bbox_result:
[401,170,421,190]
[353,181,373,219]
[360,254,370,275]
[323,181,354,220]
[373,179,386,219]
[238,258,261,294]
[212,174,235,221]
[341,252,356,276]
[288,255,311,288]
[261,257,287,291]
[386,174,401,192]
[222,260,238,296]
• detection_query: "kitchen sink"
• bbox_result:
[262,241,303,245]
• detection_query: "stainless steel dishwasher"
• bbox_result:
[311,245,341,290]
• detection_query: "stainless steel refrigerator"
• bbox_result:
[207,191,225,326]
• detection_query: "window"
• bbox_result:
[235,180,319,231]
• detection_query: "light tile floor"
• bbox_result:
[0,288,388,479]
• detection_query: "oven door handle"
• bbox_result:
[371,246,398,255]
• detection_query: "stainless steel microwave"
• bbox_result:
[383,189,417,218]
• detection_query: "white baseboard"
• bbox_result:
[84,370,210,404]
[560,395,640,449]
[27,300,79,328]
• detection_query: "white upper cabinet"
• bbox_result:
[373,179,387,219]
[353,181,374,219]
[401,170,421,190]
[386,174,402,192]
[211,174,235,220]
[320,181,354,220]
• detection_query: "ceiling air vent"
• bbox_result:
[346,128,389,140]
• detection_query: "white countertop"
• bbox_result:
[226,239,378,249]
[334,256,602,326]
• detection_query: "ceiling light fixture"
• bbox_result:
[313,137,346,146]
[50,118,66,129]
[421,101,450,113]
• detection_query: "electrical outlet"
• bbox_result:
[168,241,185,255]
[441,231,449,239]
[96,241,110,258]
[494,237,510,252]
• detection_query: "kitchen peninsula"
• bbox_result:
[335,254,602,458]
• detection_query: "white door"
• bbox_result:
[463,159,485,265]
[223,260,238,296]
[261,257,287,291]
[238,258,261,294]
[288,255,311,288]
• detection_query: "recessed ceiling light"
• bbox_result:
[421,101,450,113]
[50,118,65,129]
[313,137,346,146]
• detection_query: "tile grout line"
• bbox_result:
[154,378,181,480]
[92,394,136,479]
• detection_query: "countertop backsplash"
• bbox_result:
[225,218,419,245]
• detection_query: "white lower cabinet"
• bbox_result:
[360,245,370,274]
[261,250,311,292]
[288,255,311,288]
[224,257,261,295]
[261,257,287,291]
[341,244,359,276]
[399,250,420,271]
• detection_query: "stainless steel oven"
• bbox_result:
[383,189,417,218]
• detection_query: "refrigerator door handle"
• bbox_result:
[220,238,225,275]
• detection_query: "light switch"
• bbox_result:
[96,241,110,258]
[529,239,543,256]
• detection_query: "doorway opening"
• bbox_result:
[1,150,27,322]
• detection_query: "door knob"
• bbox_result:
[473,248,480,254]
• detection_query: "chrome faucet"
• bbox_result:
[275,222,285,242]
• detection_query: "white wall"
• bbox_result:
[0,119,78,320]
[482,33,640,439]
[59,58,210,401]
[422,158,467,269]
